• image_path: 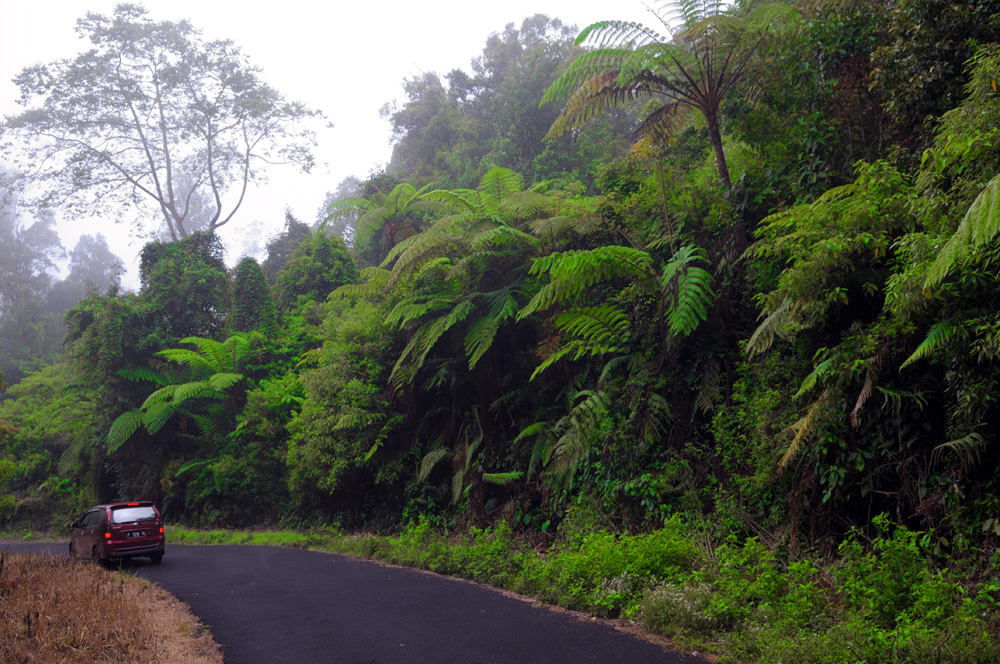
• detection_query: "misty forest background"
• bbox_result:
[3,0,1000,594]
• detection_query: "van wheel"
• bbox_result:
[69,543,75,558]
[150,553,163,565]
[91,546,101,563]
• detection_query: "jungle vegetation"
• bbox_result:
[3,0,1000,659]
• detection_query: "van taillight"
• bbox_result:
[159,527,164,533]
[104,532,111,539]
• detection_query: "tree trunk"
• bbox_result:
[706,115,731,190]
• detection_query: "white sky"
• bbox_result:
[1,0,653,287]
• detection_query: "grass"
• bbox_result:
[0,551,222,664]
[167,518,1000,664]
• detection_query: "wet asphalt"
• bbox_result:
[3,541,701,664]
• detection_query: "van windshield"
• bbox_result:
[110,506,157,523]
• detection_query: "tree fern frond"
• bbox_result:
[545,71,641,140]
[519,246,655,319]
[106,409,143,453]
[925,173,1000,287]
[418,447,451,483]
[333,267,390,298]
[849,371,875,429]
[501,191,549,220]
[931,432,987,470]
[390,299,475,385]
[141,385,177,408]
[745,298,793,356]
[190,413,215,437]
[116,367,167,385]
[779,389,831,470]
[900,319,962,369]
[464,314,500,370]
[576,20,665,49]
[468,225,540,253]
[482,471,523,485]
[641,391,672,444]
[141,402,176,436]
[554,305,631,348]
[540,48,634,105]
[661,244,715,337]
[208,372,243,392]
[794,356,834,399]
[695,360,722,415]
[156,348,214,377]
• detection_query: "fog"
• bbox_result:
[1,0,652,288]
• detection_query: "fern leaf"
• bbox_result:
[794,357,834,400]
[464,314,500,370]
[418,447,451,483]
[141,385,177,408]
[141,402,176,436]
[745,298,793,357]
[116,367,167,385]
[482,471,523,485]
[661,244,715,337]
[931,432,986,469]
[190,413,215,437]
[519,246,654,319]
[208,372,244,392]
[779,389,831,470]
[106,409,143,453]
[925,172,1000,287]
[900,319,962,369]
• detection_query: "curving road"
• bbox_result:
[3,542,700,664]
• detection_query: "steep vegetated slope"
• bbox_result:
[3,1,1000,659]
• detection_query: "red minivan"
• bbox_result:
[69,501,165,565]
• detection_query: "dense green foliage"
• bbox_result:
[4,1,1000,658]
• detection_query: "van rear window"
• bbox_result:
[110,506,157,523]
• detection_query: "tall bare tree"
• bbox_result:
[2,3,321,239]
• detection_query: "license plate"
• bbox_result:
[127,531,146,538]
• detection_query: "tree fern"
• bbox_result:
[793,353,835,399]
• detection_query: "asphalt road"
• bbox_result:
[3,541,701,664]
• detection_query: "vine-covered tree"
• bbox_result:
[231,257,277,334]
[2,3,321,239]
[542,0,798,189]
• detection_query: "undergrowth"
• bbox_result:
[167,515,1000,663]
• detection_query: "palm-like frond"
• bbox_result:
[106,409,144,453]
[418,447,451,483]
[779,389,831,470]
[661,244,715,337]
[900,319,963,369]
[116,367,168,385]
[931,432,987,470]
[745,298,793,357]
[140,401,176,436]
[925,173,1000,287]
[519,246,655,319]
[390,299,475,386]
[482,471,523,485]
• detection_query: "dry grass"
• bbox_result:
[0,552,223,664]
